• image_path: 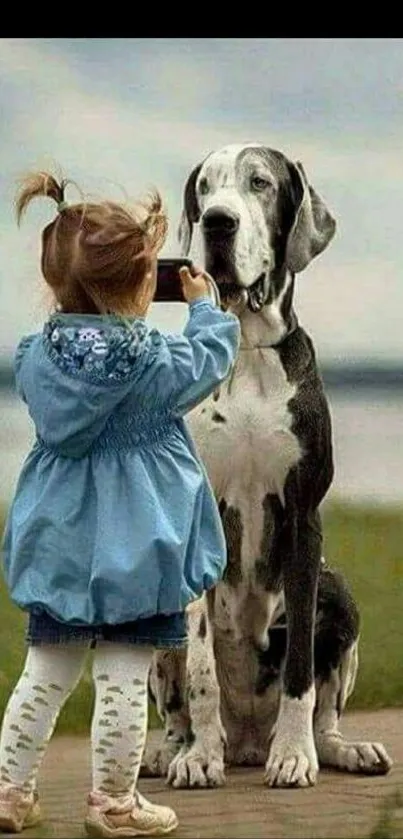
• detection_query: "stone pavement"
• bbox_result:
[3,709,403,838]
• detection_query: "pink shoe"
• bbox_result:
[0,786,41,833]
[85,790,178,837]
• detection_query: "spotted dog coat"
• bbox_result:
[142,144,392,788]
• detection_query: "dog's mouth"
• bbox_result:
[218,273,269,313]
[246,273,270,312]
[204,250,269,312]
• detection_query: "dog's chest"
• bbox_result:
[188,347,302,503]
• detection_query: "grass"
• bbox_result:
[0,501,402,734]
[322,501,403,710]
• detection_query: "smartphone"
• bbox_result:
[154,258,194,303]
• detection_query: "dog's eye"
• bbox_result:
[251,175,271,192]
[198,177,209,195]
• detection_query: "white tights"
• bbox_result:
[0,643,153,797]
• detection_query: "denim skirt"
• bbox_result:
[26,608,188,649]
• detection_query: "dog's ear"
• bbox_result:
[177,163,203,255]
[286,161,336,274]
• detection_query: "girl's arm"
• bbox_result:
[147,297,241,415]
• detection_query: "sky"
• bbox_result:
[1,37,402,365]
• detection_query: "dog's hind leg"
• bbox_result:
[315,642,392,774]
[313,566,392,775]
[141,648,190,778]
[166,593,227,788]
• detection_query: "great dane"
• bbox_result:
[142,143,392,788]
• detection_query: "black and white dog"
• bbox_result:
[142,143,392,788]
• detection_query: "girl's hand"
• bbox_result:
[179,265,211,303]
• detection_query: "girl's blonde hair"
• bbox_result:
[15,171,169,314]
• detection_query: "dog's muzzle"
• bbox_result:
[201,207,269,313]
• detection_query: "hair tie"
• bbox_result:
[57,200,68,213]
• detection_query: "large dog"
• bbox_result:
[142,143,392,788]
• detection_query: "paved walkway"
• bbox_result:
[4,709,403,838]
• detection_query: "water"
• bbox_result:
[1,389,402,509]
[327,389,402,506]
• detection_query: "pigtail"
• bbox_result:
[141,190,168,255]
[15,172,68,225]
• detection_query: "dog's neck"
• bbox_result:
[238,306,297,349]
[238,272,298,349]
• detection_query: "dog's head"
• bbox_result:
[178,143,336,314]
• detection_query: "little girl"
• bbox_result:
[0,172,240,837]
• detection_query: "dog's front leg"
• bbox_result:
[141,647,190,778]
[167,593,227,788]
[264,505,321,788]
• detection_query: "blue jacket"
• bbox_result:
[2,297,240,626]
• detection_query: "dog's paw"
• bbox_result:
[140,737,181,778]
[167,744,226,788]
[264,734,319,788]
[316,733,393,775]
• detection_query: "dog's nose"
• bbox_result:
[202,207,240,237]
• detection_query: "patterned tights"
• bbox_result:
[0,643,153,797]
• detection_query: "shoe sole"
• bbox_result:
[84,815,179,838]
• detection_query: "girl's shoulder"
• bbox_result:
[15,332,41,373]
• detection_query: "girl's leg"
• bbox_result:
[87,643,178,837]
[0,644,87,794]
[91,642,153,795]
